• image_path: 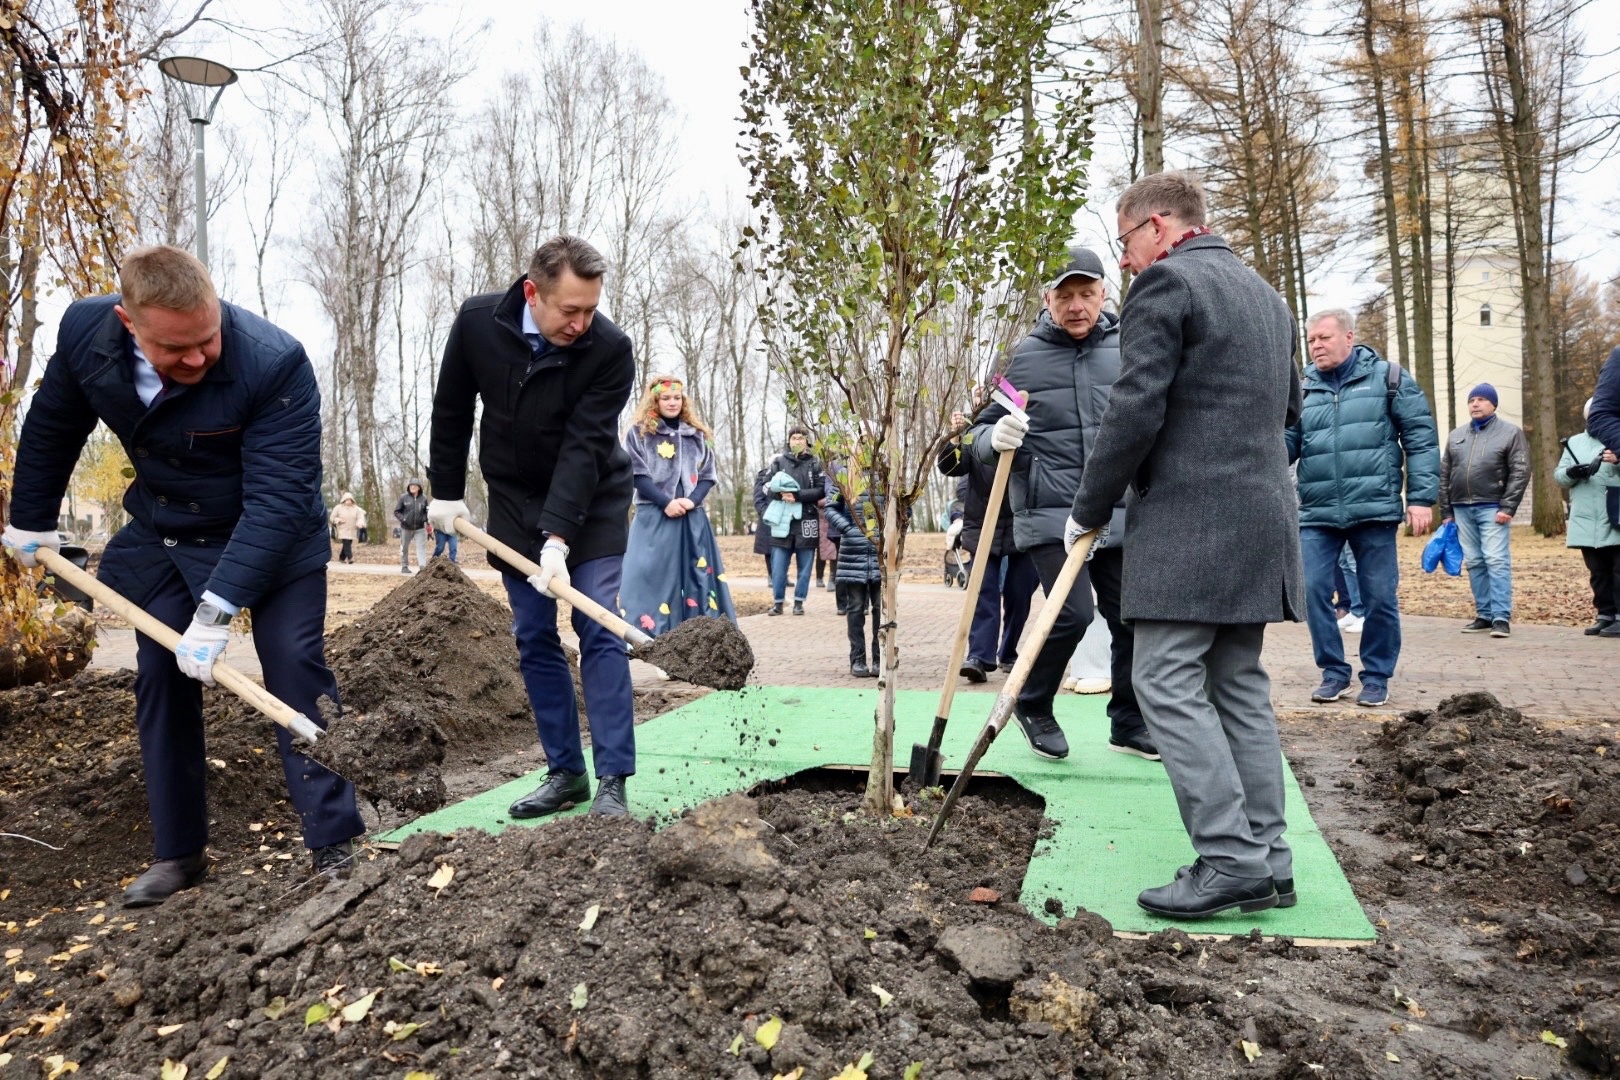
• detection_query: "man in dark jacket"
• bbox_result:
[1586,346,1620,453]
[1070,171,1302,919]
[939,412,1037,681]
[967,247,1150,762]
[1438,383,1530,638]
[755,427,826,616]
[394,479,428,573]
[3,245,362,906]
[425,235,636,818]
[1285,309,1439,707]
[824,487,883,678]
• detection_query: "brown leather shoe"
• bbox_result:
[122,851,209,908]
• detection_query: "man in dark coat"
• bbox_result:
[1069,171,1304,920]
[967,247,1150,762]
[425,235,636,818]
[755,427,826,616]
[3,245,363,907]
[938,412,1037,681]
[394,479,429,573]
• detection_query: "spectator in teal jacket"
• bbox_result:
[1557,398,1620,637]
[1285,308,1439,708]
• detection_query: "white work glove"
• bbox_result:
[526,538,571,598]
[1063,517,1107,561]
[175,618,231,686]
[2,524,61,568]
[426,498,469,536]
[989,413,1029,453]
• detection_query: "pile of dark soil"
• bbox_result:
[316,558,565,810]
[0,670,300,911]
[638,615,755,690]
[7,776,1399,1079]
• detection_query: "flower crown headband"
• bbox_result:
[652,379,684,394]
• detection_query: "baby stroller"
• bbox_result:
[942,517,972,588]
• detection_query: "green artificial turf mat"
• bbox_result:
[381,686,1374,939]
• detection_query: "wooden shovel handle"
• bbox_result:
[32,548,323,742]
[451,518,653,649]
[930,448,1015,742]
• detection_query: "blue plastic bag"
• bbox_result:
[1421,518,1463,576]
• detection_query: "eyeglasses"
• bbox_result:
[1115,216,1155,248]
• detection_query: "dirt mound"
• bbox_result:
[0,670,303,909]
[318,558,571,809]
[1359,691,1620,911]
[8,776,1385,1079]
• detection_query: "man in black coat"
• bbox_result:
[3,245,362,907]
[426,236,637,818]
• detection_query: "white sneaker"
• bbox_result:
[1072,678,1112,695]
[1338,614,1364,633]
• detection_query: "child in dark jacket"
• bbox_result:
[824,491,883,678]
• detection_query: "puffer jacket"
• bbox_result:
[754,446,826,549]
[1285,345,1440,527]
[1556,431,1620,549]
[330,496,363,541]
[824,493,882,583]
[968,309,1129,551]
[1438,415,1531,518]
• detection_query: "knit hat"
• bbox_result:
[1468,383,1498,407]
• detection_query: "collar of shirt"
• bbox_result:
[1152,226,1213,264]
[131,340,164,406]
[520,302,555,357]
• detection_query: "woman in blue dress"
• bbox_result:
[618,374,737,634]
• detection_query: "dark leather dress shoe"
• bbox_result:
[1139,860,1278,919]
[312,840,355,882]
[959,659,988,684]
[508,770,590,819]
[1177,860,1296,907]
[122,851,209,908]
[590,776,629,817]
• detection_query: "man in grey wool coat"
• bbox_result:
[1067,171,1305,920]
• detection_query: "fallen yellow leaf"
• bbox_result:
[1241,1039,1261,1062]
[13,971,35,985]
[426,864,454,893]
[755,1015,783,1050]
[43,1056,78,1079]
[205,1057,229,1079]
[579,904,600,932]
[157,1023,184,1036]
[340,991,377,1023]
[160,1060,187,1080]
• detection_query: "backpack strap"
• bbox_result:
[1384,360,1403,433]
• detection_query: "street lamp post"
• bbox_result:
[157,56,238,269]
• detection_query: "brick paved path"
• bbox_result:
[90,568,1617,721]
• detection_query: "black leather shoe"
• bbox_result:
[311,840,355,882]
[999,661,1016,673]
[590,776,629,817]
[850,661,875,678]
[959,659,988,683]
[792,600,805,616]
[1108,730,1161,760]
[768,602,783,616]
[1140,861,1277,919]
[1586,616,1615,636]
[508,770,590,819]
[1013,705,1069,760]
[1177,860,1296,907]
[122,851,208,908]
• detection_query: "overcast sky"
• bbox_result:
[131,0,1620,346]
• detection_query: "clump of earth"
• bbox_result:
[638,614,756,690]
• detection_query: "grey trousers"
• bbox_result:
[400,528,427,569]
[1132,620,1291,881]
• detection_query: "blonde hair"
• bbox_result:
[120,245,217,311]
[634,374,712,438]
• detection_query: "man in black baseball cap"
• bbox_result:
[964,246,1154,763]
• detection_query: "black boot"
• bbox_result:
[768,602,783,616]
[792,600,805,616]
[311,840,355,882]
[508,770,590,819]
[590,776,629,817]
[122,851,209,908]
[1588,615,1617,636]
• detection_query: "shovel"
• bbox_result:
[452,518,755,691]
[909,446,1014,789]
[923,528,1099,849]
[32,547,325,743]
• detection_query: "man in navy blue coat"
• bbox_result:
[3,246,363,907]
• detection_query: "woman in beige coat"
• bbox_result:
[330,492,362,563]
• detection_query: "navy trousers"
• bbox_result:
[966,551,1039,668]
[134,564,363,859]
[502,557,636,778]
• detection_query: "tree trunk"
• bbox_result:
[1361,2,1410,370]
[1136,0,1164,175]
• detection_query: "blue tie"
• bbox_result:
[525,332,546,358]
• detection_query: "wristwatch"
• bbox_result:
[542,536,571,559]
[195,601,234,626]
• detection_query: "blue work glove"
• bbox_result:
[2,523,61,568]
[1062,516,1107,561]
[175,617,231,686]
